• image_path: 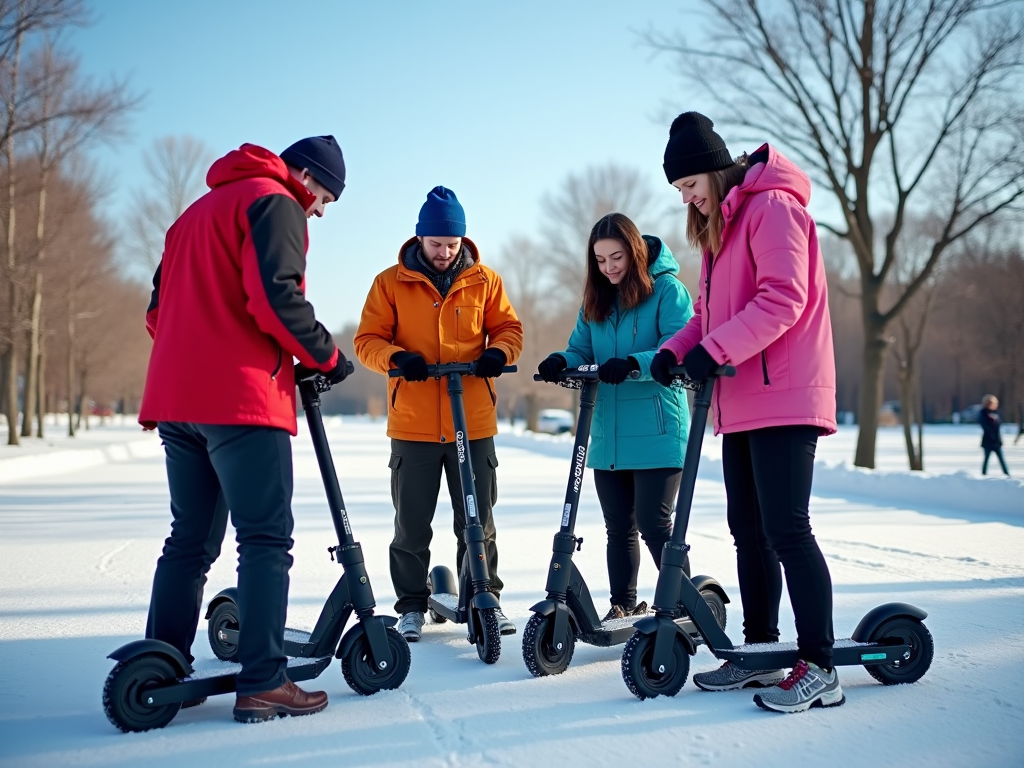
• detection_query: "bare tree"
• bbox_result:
[18,37,135,437]
[125,135,213,274]
[649,0,1024,467]
[541,163,671,294]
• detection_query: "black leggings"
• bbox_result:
[722,425,834,668]
[593,467,684,608]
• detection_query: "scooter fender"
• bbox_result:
[851,602,928,643]
[107,639,193,677]
[528,599,577,644]
[470,591,501,611]
[336,615,399,660]
[690,575,730,604]
[204,587,238,619]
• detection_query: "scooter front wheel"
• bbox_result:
[621,630,690,700]
[207,601,240,662]
[522,613,575,677]
[103,654,182,732]
[341,627,412,695]
[864,617,934,685]
[476,607,501,664]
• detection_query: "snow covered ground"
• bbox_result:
[1,417,1022,767]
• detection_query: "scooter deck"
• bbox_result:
[581,614,700,648]
[217,626,321,658]
[146,655,333,707]
[428,592,462,622]
[718,638,912,670]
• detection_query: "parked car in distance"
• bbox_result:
[536,408,574,434]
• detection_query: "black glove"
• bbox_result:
[474,347,507,378]
[683,344,718,382]
[390,351,429,382]
[649,349,678,387]
[537,354,567,383]
[294,352,351,385]
[598,356,639,385]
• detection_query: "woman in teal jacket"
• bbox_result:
[537,213,694,619]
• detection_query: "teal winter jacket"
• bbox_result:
[559,236,694,471]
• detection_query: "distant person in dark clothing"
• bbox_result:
[980,395,1010,476]
[1015,403,1023,446]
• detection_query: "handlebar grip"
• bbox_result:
[387,369,401,378]
[344,360,355,376]
[502,365,518,373]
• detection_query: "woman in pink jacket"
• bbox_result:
[649,112,841,714]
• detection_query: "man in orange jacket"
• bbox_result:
[355,186,523,641]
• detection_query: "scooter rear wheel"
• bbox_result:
[699,589,727,630]
[207,600,240,662]
[341,626,412,695]
[621,630,690,700]
[476,607,501,664]
[103,654,182,732]
[864,617,934,685]
[522,613,575,677]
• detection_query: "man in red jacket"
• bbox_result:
[139,136,348,723]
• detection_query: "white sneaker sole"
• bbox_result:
[753,686,846,713]
[693,669,786,692]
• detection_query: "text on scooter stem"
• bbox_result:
[572,445,587,494]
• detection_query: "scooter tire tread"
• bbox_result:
[522,612,575,677]
[341,626,412,695]
[476,607,501,664]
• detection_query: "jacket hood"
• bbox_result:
[396,236,481,265]
[643,235,680,279]
[722,144,811,220]
[206,143,316,211]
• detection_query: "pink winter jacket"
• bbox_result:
[661,144,837,436]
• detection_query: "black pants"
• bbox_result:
[982,447,1010,475]
[593,467,684,608]
[389,437,502,614]
[722,425,834,669]
[147,422,294,695]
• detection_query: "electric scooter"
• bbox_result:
[621,365,935,699]
[103,365,412,732]
[522,365,729,677]
[388,361,517,664]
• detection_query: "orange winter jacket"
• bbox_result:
[354,237,523,442]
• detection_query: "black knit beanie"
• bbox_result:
[663,112,733,183]
[280,135,346,199]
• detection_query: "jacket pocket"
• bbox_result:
[486,452,499,505]
[388,453,402,505]
[271,346,283,380]
[653,396,666,435]
[761,350,770,386]
[456,305,483,342]
[391,379,402,409]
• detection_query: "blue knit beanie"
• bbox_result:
[280,135,346,199]
[416,186,466,237]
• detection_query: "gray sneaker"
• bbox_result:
[397,611,425,642]
[692,661,786,691]
[754,660,845,713]
[495,609,516,636]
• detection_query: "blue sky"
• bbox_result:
[72,1,717,331]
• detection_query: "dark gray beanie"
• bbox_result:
[663,112,733,183]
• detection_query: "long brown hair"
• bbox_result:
[686,155,749,256]
[583,213,654,323]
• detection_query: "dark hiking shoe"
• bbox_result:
[753,660,845,713]
[233,680,328,723]
[496,609,516,636]
[603,601,648,622]
[693,661,786,691]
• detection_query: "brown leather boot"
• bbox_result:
[233,680,328,723]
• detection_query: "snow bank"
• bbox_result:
[0,438,162,483]
[495,430,1024,517]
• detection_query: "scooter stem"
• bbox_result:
[299,379,356,548]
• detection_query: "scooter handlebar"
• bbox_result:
[668,364,736,380]
[533,365,641,383]
[295,360,355,385]
[388,363,518,379]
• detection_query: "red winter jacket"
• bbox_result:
[139,144,339,435]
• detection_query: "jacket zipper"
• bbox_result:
[485,379,496,405]
[761,350,770,386]
[391,379,401,408]
[704,251,722,431]
[653,396,665,434]
[270,347,283,380]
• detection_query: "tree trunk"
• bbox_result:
[3,29,21,447]
[20,272,42,437]
[4,340,18,445]
[524,391,539,432]
[36,337,45,438]
[854,332,888,469]
[67,309,75,438]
